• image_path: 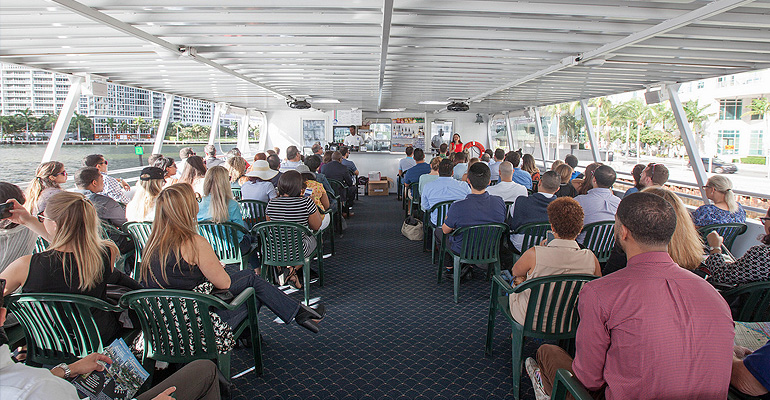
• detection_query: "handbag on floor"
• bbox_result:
[401,216,424,241]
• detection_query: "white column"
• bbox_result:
[257,111,268,152]
[667,84,709,203]
[43,75,83,162]
[208,102,226,146]
[237,109,251,155]
[152,94,174,155]
[504,111,516,151]
[533,107,548,169]
[580,100,601,163]
[486,114,495,151]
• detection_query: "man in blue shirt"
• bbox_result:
[488,148,505,183]
[421,159,471,225]
[731,341,770,397]
[442,162,507,275]
[508,171,559,251]
[403,148,431,186]
[507,151,533,190]
[398,146,417,177]
[339,146,359,177]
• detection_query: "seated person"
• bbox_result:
[196,166,249,253]
[25,161,66,214]
[731,342,769,398]
[279,145,303,172]
[141,183,325,335]
[0,183,36,274]
[403,148,431,190]
[240,160,278,203]
[507,151,533,190]
[702,207,770,284]
[74,167,134,256]
[692,175,746,227]
[486,161,527,203]
[305,155,337,213]
[488,148,505,183]
[421,159,471,226]
[508,171,559,251]
[83,154,131,204]
[554,164,578,198]
[418,157,441,196]
[339,146,359,177]
[321,151,355,217]
[509,197,600,324]
[126,167,166,222]
[266,154,283,187]
[297,164,331,231]
[639,162,669,189]
[564,154,582,180]
[441,163,506,276]
[452,151,468,180]
[574,165,620,243]
[1,192,142,343]
[528,193,734,400]
[623,163,646,197]
[398,146,416,178]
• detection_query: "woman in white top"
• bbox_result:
[179,155,207,197]
[508,197,601,325]
[125,167,165,222]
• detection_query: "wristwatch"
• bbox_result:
[54,362,71,379]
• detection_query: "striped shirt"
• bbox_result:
[100,173,131,204]
[265,196,317,228]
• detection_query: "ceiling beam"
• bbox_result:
[466,0,756,104]
[376,0,394,112]
[47,0,293,101]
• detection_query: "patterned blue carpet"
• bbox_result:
[228,194,540,399]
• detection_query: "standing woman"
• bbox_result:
[692,175,746,227]
[226,156,249,188]
[450,133,463,153]
[197,166,250,253]
[1,191,141,342]
[25,161,67,214]
[576,162,602,195]
[521,154,540,188]
[140,183,324,334]
[179,155,207,196]
[265,171,323,289]
[126,167,165,222]
[152,156,177,186]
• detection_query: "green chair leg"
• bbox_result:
[485,284,498,355]
[303,261,310,305]
[217,351,232,379]
[453,256,461,303]
[511,323,525,400]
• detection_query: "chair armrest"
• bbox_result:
[491,274,516,295]
[552,369,592,400]
[224,287,256,310]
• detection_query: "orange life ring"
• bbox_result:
[463,141,485,154]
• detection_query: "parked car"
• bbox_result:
[689,157,738,174]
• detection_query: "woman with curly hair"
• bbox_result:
[226,155,249,187]
[508,197,601,325]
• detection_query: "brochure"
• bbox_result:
[72,338,150,400]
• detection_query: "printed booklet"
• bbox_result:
[72,338,150,400]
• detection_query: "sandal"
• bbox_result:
[286,267,302,290]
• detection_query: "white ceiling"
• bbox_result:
[1,0,769,113]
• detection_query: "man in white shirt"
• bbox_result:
[83,154,131,204]
[575,165,621,243]
[279,146,303,172]
[343,125,362,148]
[487,161,528,203]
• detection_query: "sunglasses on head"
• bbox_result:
[36,212,52,223]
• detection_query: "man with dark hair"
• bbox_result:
[508,170,559,251]
[203,144,224,168]
[82,154,131,204]
[640,162,669,188]
[442,162,506,277]
[266,154,282,187]
[73,167,133,256]
[421,159,471,226]
[529,192,734,400]
[564,154,583,180]
[575,165,621,242]
[339,146,359,177]
[506,151,533,190]
[398,146,416,177]
[439,143,449,158]
[280,145,303,172]
[488,148,505,183]
[323,151,355,217]
[403,148,430,187]
[343,125,362,148]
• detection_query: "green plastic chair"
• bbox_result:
[424,200,455,264]
[231,187,242,200]
[328,179,349,217]
[251,221,323,305]
[319,206,336,256]
[551,369,593,400]
[511,221,551,262]
[6,293,125,366]
[438,223,509,303]
[720,281,770,322]
[581,221,615,263]
[728,387,764,400]
[697,223,747,252]
[120,288,262,380]
[34,236,48,253]
[238,200,268,229]
[485,274,597,400]
[122,221,153,279]
[325,180,344,233]
[504,201,515,217]
[407,182,421,218]
[197,221,252,270]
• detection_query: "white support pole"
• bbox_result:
[667,84,710,203]
[487,115,495,151]
[580,100,601,163]
[152,94,174,155]
[504,111,516,151]
[533,107,548,169]
[237,110,251,156]
[209,102,225,146]
[257,111,268,152]
[43,76,83,162]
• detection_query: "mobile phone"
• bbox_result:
[546,230,555,244]
[0,202,12,220]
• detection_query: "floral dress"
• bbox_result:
[691,204,746,227]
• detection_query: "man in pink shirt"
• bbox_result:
[528,192,735,400]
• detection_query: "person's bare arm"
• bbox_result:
[308,210,323,231]
[511,248,535,283]
[0,255,32,295]
[731,355,768,397]
[5,199,50,240]
[192,236,231,290]
[441,223,454,235]
[320,191,330,211]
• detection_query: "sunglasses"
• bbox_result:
[36,212,53,223]
[54,171,67,176]
[761,217,770,224]
[98,160,108,165]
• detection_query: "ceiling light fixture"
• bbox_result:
[313,99,340,104]
[381,108,406,112]
[418,100,449,105]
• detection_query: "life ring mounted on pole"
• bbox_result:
[463,141,485,158]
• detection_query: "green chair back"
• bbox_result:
[119,288,262,379]
[34,236,48,253]
[197,221,250,269]
[513,221,551,255]
[122,221,153,279]
[721,281,770,322]
[441,223,509,303]
[327,179,346,198]
[504,201,515,217]
[425,200,455,261]
[238,200,268,229]
[551,369,593,400]
[581,221,615,263]
[697,223,747,252]
[6,293,123,366]
[231,187,242,200]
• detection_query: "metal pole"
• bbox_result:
[43,75,83,162]
[580,100,601,162]
[533,107,548,169]
[208,102,225,151]
[667,84,709,203]
[152,93,174,155]
[487,114,495,151]
[237,110,251,156]
[504,111,516,151]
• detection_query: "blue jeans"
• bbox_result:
[216,269,300,328]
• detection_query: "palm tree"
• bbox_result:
[589,97,613,145]
[15,108,34,140]
[118,120,130,137]
[133,117,146,141]
[171,121,184,141]
[745,97,769,150]
[105,117,117,143]
[617,99,653,159]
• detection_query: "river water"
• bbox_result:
[0,143,217,188]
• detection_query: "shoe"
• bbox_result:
[460,265,473,282]
[286,267,302,289]
[295,303,326,333]
[525,357,549,400]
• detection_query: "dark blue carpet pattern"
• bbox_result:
[229,195,539,399]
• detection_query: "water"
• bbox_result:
[0,143,205,187]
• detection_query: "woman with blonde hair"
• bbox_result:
[1,191,141,342]
[226,156,249,187]
[692,175,746,227]
[197,166,249,252]
[554,164,577,198]
[126,167,165,222]
[25,161,67,213]
[140,183,325,334]
[179,155,207,196]
[550,160,564,171]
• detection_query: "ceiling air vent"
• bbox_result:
[447,101,469,112]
